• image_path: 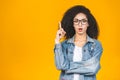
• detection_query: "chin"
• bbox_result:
[77,32,84,35]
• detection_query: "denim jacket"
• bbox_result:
[54,35,103,80]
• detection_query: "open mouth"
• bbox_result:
[78,28,83,31]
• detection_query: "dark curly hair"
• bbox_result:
[61,5,99,39]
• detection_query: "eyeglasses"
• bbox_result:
[73,18,88,25]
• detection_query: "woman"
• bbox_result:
[54,5,103,80]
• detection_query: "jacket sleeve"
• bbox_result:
[65,41,103,75]
[54,42,69,70]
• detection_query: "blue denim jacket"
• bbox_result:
[54,35,103,80]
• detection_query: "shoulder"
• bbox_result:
[61,39,69,47]
[54,39,69,49]
[61,38,74,49]
[93,39,103,51]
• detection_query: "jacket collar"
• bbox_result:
[67,35,94,43]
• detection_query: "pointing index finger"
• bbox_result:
[59,21,62,29]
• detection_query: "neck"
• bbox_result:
[74,33,87,41]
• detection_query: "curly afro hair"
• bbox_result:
[61,5,99,39]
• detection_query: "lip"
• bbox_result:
[78,28,83,31]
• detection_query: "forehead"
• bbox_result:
[74,13,87,19]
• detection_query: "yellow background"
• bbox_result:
[0,0,120,80]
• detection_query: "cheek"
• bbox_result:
[87,23,89,27]
[73,25,77,30]
[83,25,88,30]
[84,23,89,29]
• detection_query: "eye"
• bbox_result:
[73,19,79,23]
[82,19,88,23]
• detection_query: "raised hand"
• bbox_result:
[55,22,66,44]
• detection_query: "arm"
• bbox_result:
[54,42,69,70]
[65,41,103,75]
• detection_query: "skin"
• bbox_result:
[73,13,89,47]
[55,22,66,44]
[73,13,89,36]
[55,13,89,47]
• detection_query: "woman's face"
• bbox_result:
[73,13,89,35]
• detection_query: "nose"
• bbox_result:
[78,21,82,27]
